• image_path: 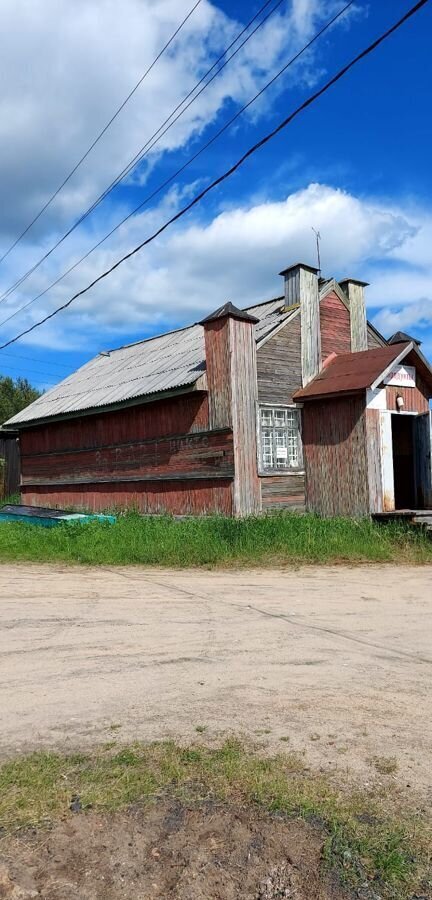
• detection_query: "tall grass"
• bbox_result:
[0,510,431,566]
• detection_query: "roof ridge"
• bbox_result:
[107,321,198,354]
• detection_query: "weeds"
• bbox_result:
[0,510,431,567]
[371,756,399,775]
[0,740,430,899]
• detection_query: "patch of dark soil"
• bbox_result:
[0,800,349,899]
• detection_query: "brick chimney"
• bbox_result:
[279,263,320,386]
[339,278,369,352]
[200,302,261,517]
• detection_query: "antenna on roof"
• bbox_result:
[312,227,321,275]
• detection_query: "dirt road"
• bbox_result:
[1,563,431,794]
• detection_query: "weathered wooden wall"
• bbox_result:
[367,326,385,350]
[302,395,370,517]
[21,429,234,485]
[0,434,20,499]
[340,281,369,352]
[22,393,210,453]
[203,314,260,517]
[23,480,233,516]
[385,378,430,413]
[261,475,305,512]
[256,313,305,512]
[365,409,383,514]
[320,290,351,359]
[257,312,301,404]
[20,392,235,515]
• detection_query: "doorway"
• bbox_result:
[391,414,416,509]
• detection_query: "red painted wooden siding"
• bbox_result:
[20,393,209,455]
[21,429,234,485]
[320,290,351,359]
[302,395,370,517]
[19,391,235,515]
[21,480,233,516]
[385,377,430,413]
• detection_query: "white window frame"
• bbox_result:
[257,403,303,475]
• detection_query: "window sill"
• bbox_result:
[259,469,305,477]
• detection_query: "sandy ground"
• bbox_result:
[0,563,431,797]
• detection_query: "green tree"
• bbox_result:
[0,376,41,426]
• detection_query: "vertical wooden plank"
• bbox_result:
[300,267,321,386]
[302,395,370,517]
[229,317,261,517]
[279,264,320,387]
[340,279,368,352]
[365,409,383,513]
[202,308,261,517]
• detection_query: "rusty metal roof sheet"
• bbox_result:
[294,344,413,401]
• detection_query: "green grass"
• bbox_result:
[0,510,431,567]
[0,740,430,899]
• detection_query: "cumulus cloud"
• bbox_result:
[2,1,430,361]
[0,0,348,242]
[1,182,431,355]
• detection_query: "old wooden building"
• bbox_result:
[0,429,20,499]
[4,263,432,517]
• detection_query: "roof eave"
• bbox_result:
[5,379,206,430]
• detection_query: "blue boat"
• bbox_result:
[0,504,116,527]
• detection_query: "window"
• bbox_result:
[259,406,302,471]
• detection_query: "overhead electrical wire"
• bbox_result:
[0,0,356,329]
[0,0,203,268]
[0,362,64,382]
[0,0,428,352]
[0,351,71,370]
[0,0,285,306]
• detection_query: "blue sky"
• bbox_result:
[0,0,431,391]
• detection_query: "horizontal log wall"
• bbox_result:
[302,395,370,517]
[367,326,385,350]
[21,479,233,516]
[260,475,305,512]
[20,392,210,454]
[21,429,234,485]
[20,392,235,515]
[257,312,301,404]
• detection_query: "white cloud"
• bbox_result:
[0,0,348,242]
[1,182,431,356]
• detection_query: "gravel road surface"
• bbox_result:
[1,563,430,794]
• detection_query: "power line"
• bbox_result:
[0,0,428,352]
[0,351,71,370]
[0,0,284,306]
[0,0,356,330]
[0,362,62,382]
[0,0,203,268]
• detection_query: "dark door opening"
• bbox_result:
[391,414,416,509]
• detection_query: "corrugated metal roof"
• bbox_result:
[6,297,289,426]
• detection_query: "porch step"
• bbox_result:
[412,515,432,529]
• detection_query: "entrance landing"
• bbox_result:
[373,509,432,533]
